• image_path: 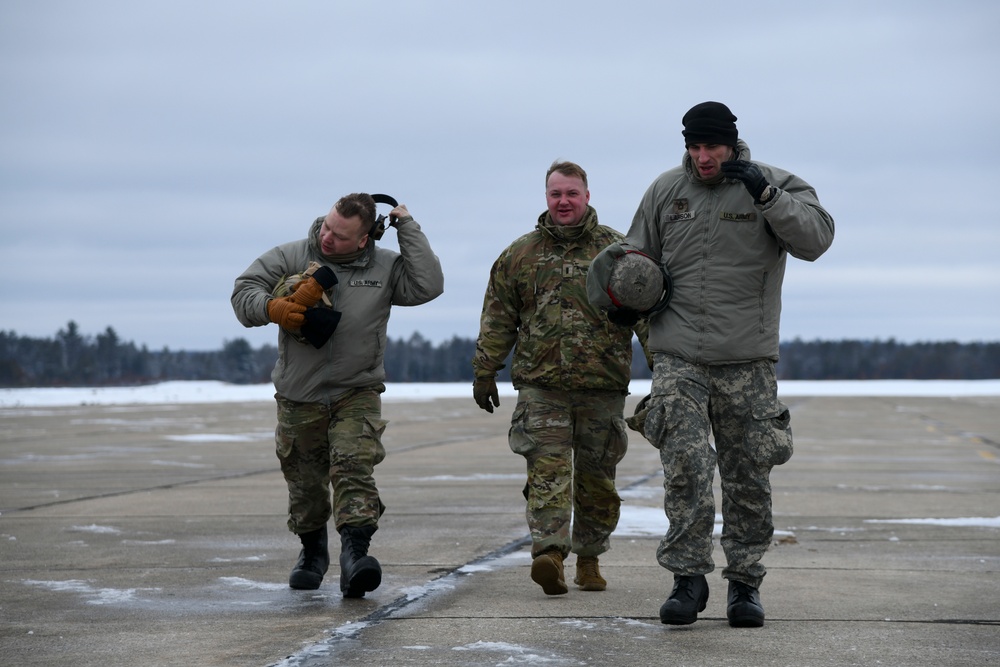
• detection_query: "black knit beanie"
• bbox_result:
[681,101,738,147]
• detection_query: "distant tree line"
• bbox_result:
[776,338,1000,380]
[1,321,998,388]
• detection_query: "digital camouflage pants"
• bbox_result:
[508,386,629,559]
[644,354,793,589]
[274,388,387,535]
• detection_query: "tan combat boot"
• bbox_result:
[530,550,568,595]
[574,556,607,591]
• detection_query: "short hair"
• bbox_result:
[546,160,588,189]
[335,193,377,230]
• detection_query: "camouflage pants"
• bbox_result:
[508,386,629,559]
[274,388,387,535]
[644,354,793,589]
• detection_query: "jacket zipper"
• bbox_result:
[758,271,769,333]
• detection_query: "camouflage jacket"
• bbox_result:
[473,206,649,392]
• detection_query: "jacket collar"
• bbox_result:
[536,205,599,243]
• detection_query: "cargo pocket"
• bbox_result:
[275,423,295,460]
[642,378,679,450]
[626,394,652,438]
[362,415,388,466]
[604,415,629,466]
[507,401,535,456]
[748,396,793,467]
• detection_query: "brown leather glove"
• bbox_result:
[288,265,337,308]
[473,377,500,413]
[267,297,307,329]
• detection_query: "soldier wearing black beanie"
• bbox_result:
[587,101,834,631]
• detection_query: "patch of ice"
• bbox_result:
[149,460,212,469]
[403,473,524,481]
[865,516,1000,528]
[457,563,495,573]
[559,619,596,630]
[453,640,576,665]
[22,579,160,605]
[619,485,661,500]
[218,576,287,591]
[614,617,660,629]
[331,621,370,638]
[614,506,794,538]
[613,505,668,537]
[163,434,258,442]
[401,577,457,602]
[69,524,121,535]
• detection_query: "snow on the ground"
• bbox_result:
[2,379,1000,408]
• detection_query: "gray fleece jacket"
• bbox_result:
[589,139,834,364]
[231,216,444,402]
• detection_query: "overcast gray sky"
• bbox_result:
[2,0,997,351]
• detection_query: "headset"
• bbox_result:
[369,194,399,241]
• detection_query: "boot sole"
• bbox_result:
[289,572,323,590]
[575,582,606,591]
[727,608,765,628]
[659,613,698,626]
[574,576,606,592]
[531,557,568,595]
[341,557,382,599]
[659,587,708,625]
[659,601,708,625]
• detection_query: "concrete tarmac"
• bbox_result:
[1,392,998,666]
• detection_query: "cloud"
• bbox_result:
[1,1,998,349]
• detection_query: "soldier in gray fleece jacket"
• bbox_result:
[589,102,834,628]
[232,193,443,598]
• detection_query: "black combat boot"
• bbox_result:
[659,574,709,625]
[727,579,765,627]
[288,525,330,590]
[339,524,382,598]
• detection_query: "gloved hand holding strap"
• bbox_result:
[267,298,307,329]
[289,265,338,308]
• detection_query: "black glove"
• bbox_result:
[311,265,338,289]
[473,377,500,413]
[300,308,342,349]
[607,307,639,327]
[721,160,771,203]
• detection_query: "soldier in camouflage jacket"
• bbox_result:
[472,161,649,596]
